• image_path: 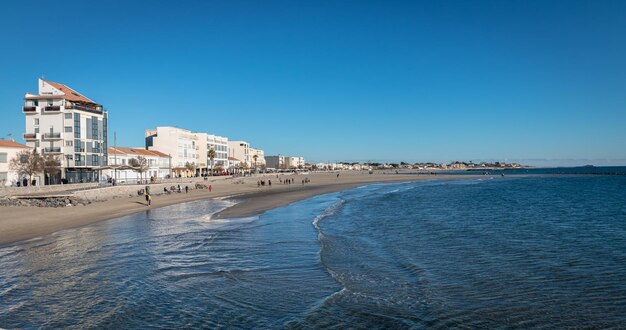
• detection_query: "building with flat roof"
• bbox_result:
[249,147,265,172]
[22,79,108,184]
[196,132,229,174]
[265,155,285,170]
[228,140,250,170]
[146,126,230,177]
[266,155,305,170]
[145,126,198,178]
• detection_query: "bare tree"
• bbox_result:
[129,156,149,183]
[10,149,44,185]
[253,154,258,173]
[43,154,62,185]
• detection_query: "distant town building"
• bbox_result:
[196,133,229,173]
[0,140,32,186]
[265,155,285,170]
[228,141,250,168]
[145,126,199,177]
[105,147,170,183]
[266,155,304,170]
[23,79,108,184]
[249,147,266,170]
[286,156,305,169]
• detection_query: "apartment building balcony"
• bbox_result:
[22,106,37,113]
[23,133,37,140]
[43,106,61,113]
[43,132,62,140]
[44,147,62,154]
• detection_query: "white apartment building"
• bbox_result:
[0,140,32,186]
[196,133,229,174]
[105,147,170,183]
[265,155,285,170]
[23,79,108,184]
[286,156,305,169]
[228,141,250,168]
[266,155,305,170]
[145,126,199,177]
[249,147,266,170]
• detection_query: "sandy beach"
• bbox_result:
[0,172,479,245]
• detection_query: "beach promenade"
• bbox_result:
[0,171,478,245]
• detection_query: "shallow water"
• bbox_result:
[1,175,626,328]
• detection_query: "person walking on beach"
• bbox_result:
[209,185,212,192]
[185,186,189,193]
[146,193,152,206]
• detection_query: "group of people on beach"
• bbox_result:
[257,180,271,187]
[144,183,214,206]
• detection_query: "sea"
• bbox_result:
[1,167,626,328]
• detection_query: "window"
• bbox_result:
[35,127,39,134]
[65,140,73,147]
[75,139,81,152]
[34,118,39,125]
[75,154,82,166]
[74,113,81,138]
[66,155,73,160]
[65,126,72,133]
[91,116,98,141]
[47,99,53,106]
[35,141,39,148]
[0,153,7,163]
[65,113,72,119]
[92,155,99,166]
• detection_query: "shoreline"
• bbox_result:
[0,173,483,245]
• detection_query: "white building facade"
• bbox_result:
[196,133,229,174]
[228,141,250,168]
[249,147,266,171]
[0,140,32,186]
[286,156,305,169]
[23,79,108,184]
[145,126,198,177]
[265,155,285,170]
[266,155,304,170]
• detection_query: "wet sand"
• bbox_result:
[0,172,480,245]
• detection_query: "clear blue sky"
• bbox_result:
[1,0,625,165]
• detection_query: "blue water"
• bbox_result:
[400,165,626,176]
[1,175,626,328]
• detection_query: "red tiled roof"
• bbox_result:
[108,147,170,158]
[0,140,31,149]
[228,157,241,161]
[43,79,96,104]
